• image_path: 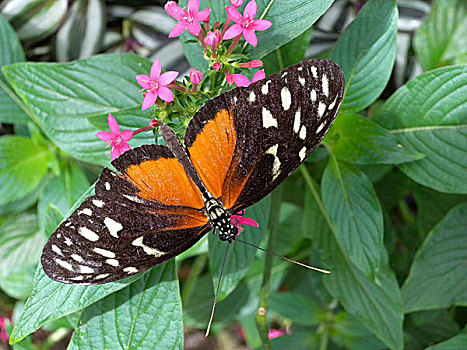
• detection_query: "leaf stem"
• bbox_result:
[181,253,208,305]
[255,187,283,349]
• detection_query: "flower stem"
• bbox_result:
[227,34,242,56]
[255,186,283,349]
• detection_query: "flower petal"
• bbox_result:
[108,114,120,134]
[96,131,113,142]
[196,8,211,22]
[251,19,272,31]
[187,22,201,36]
[141,90,158,110]
[159,71,179,85]
[118,142,131,154]
[237,216,259,227]
[223,24,243,40]
[150,59,161,80]
[243,28,257,46]
[187,0,200,13]
[120,129,133,142]
[232,74,251,87]
[169,22,187,38]
[110,147,121,161]
[157,86,174,103]
[252,70,266,83]
[165,1,185,20]
[226,6,244,23]
[244,0,257,18]
[135,74,152,89]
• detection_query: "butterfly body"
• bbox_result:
[41,59,344,285]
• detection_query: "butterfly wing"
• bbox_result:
[42,145,210,284]
[185,59,344,212]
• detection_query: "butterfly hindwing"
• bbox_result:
[185,59,344,211]
[42,145,210,284]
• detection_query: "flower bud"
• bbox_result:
[239,60,263,69]
[231,0,243,9]
[190,69,203,85]
[205,30,221,48]
[212,62,221,71]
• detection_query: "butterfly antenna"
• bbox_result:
[205,242,231,337]
[236,239,331,274]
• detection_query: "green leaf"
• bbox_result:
[426,331,467,350]
[402,202,467,313]
[269,292,321,326]
[0,14,29,124]
[413,0,467,71]
[44,204,65,240]
[374,65,467,193]
[9,267,145,344]
[321,156,384,277]
[0,214,44,299]
[2,54,152,166]
[330,0,397,113]
[304,175,403,350]
[262,27,313,74]
[0,136,53,205]
[330,113,424,164]
[0,175,48,216]
[68,262,183,350]
[209,195,270,299]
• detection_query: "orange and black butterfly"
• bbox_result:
[41,59,344,284]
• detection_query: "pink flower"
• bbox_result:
[231,0,244,9]
[190,69,203,85]
[96,114,133,161]
[212,62,222,71]
[226,70,265,87]
[136,59,179,110]
[223,0,272,47]
[165,0,211,38]
[205,30,221,48]
[239,60,263,69]
[0,318,10,343]
[268,329,286,340]
[230,210,259,234]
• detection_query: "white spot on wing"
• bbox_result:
[248,91,256,103]
[318,102,326,117]
[293,108,301,133]
[262,108,278,128]
[71,254,84,263]
[281,72,288,78]
[78,208,92,216]
[106,259,119,267]
[322,74,329,97]
[104,217,123,238]
[70,276,84,281]
[56,259,73,271]
[92,199,104,208]
[78,227,99,241]
[122,194,145,204]
[93,247,116,258]
[298,76,305,86]
[261,80,271,94]
[310,89,317,102]
[311,66,318,78]
[124,267,139,274]
[132,236,165,257]
[64,237,73,246]
[105,182,111,190]
[328,96,337,110]
[316,122,326,134]
[299,125,307,140]
[95,274,109,280]
[79,265,94,274]
[52,244,63,256]
[266,144,281,181]
[299,147,307,161]
[281,87,292,110]
[298,66,303,71]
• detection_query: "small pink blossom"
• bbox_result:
[268,329,286,340]
[205,30,221,48]
[223,0,272,47]
[190,69,203,85]
[212,62,222,71]
[0,318,10,343]
[165,0,211,38]
[230,210,259,234]
[136,59,179,110]
[231,0,244,9]
[226,69,265,87]
[96,114,133,161]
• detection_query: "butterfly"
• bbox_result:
[41,59,344,285]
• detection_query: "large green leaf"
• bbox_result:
[0,136,53,205]
[330,113,424,164]
[68,262,182,350]
[426,331,467,350]
[321,156,383,277]
[2,54,153,167]
[330,0,397,112]
[0,214,45,299]
[413,0,467,71]
[0,14,29,124]
[402,202,467,313]
[304,175,403,350]
[373,65,467,193]
[209,195,270,299]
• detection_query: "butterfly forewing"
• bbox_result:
[42,59,344,285]
[185,59,344,211]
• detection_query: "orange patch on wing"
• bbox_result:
[188,109,237,199]
[125,158,204,209]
